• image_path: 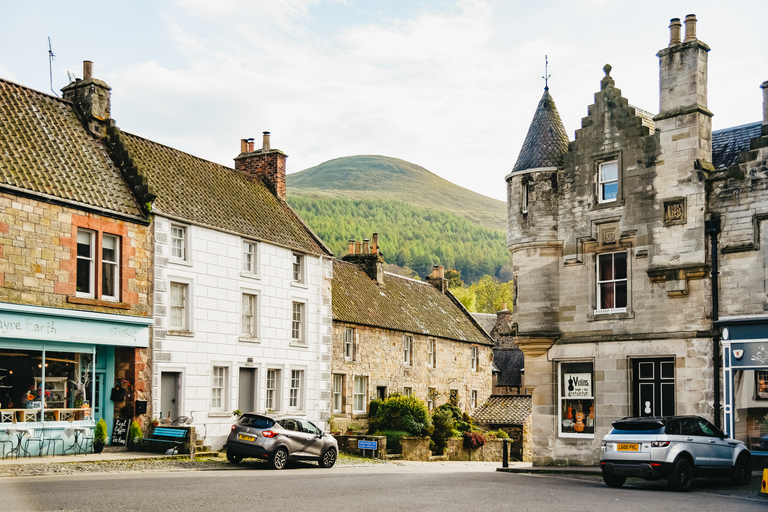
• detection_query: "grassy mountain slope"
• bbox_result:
[287,155,506,231]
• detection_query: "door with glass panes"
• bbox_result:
[632,358,675,417]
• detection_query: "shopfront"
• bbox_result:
[720,316,768,457]
[0,302,150,456]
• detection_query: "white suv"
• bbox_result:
[600,416,751,491]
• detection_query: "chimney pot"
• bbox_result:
[362,239,370,254]
[83,61,93,80]
[438,265,444,279]
[348,239,355,255]
[262,131,271,151]
[668,18,682,47]
[761,81,768,125]
[683,14,697,42]
[371,233,379,254]
[355,241,362,254]
[241,139,248,153]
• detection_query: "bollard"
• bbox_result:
[502,438,509,468]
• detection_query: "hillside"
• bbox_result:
[286,156,510,283]
[286,155,506,231]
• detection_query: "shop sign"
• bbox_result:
[564,373,592,398]
[730,342,768,368]
[112,418,130,446]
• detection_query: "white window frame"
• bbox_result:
[427,338,436,368]
[265,368,281,411]
[289,369,304,410]
[558,361,595,439]
[471,390,478,409]
[101,234,120,301]
[403,335,413,366]
[292,253,304,283]
[470,346,478,372]
[76,229,95,298]
[242,240,258,274]
[291,302,305,343]
[332,374,344,414]
[598,160,619,204]
[241,293,258,339]
[595,251,628,315]
[170,224,188,261]
[344,327,356,361]
[169,282,189,331]
[427,388,435,411]
[403,387,412,397]
[211,366,228,411]
[353,375,368,414]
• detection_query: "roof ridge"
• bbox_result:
[713,120,762,134]
[0,77,73,106]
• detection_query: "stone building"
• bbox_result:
[330,237,493,431]
[0,68,153,446]
[505,15,768,465]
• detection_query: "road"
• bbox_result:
[1,461,763,512]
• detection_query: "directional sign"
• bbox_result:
[358,440,377,450]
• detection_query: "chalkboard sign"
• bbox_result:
[112,418,129,446]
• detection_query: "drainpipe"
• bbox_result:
[705,219,721,429]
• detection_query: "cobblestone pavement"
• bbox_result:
[0,453,390,478]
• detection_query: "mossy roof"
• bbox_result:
[120,132,331,255]
[332,260,492,344]
[511,88,570,173]
[0,78,143,219]
[472,395,531,425]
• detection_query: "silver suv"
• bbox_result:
[225,413,338,470]
[600,416,751,490]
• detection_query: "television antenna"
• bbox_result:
[48,36,59,97]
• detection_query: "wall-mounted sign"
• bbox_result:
[730,342,768,368]
[564,373,592,398]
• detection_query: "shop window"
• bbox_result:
[332,374,344,413]
[559,361,595,437]
[596,252,627,314]
[353,376,368,414]
[344,327,356,361]
[756,370,768,400]
[289,369,304,409]
[632,358,675,417]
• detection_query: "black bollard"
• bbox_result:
[502,438,509,468]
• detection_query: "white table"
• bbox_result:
[4,428,34,459]
[64,426,90,455]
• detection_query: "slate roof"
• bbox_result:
[511,88,570,173]
[332,260,492,344]
[119,132,331,255]
[471,313,497,335]
[472,395,531,425]
[493,349,524,388]
[0,78,144,219]
[712,121,763,169]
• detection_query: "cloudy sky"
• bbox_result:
[1,1,766,201]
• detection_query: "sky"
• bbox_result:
[1,1,766,202]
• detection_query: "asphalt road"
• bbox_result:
[1,462,764,512]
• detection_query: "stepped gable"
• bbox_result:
[712,121,762,169]
[332,260,492,344]
[511,87,569,173]
[116,131,331,256]
[0,78,144,220]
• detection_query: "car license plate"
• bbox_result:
[238,434,255,442]
[617,443,638,451]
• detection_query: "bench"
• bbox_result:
[140,427,189,453]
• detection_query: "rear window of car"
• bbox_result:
[610,420,664,435]
[238,415,274,429]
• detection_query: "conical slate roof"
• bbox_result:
[512,88,569,173]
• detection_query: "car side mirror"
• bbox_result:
[720,431,727,439]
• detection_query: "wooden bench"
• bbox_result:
[140,427,189,453]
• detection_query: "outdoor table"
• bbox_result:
[4,427,34,459]
[63,426,90,455]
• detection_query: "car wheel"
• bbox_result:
[730,452,751,486]
[270,447,288,470]
[601,470,626,488]
[668,456,693,491]
[319,448,337,468]
[226,452,243,464]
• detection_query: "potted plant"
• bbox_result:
[93,418,108,453]
[128,420,143,450]
[151,417,160,427]
[232,409,242,418]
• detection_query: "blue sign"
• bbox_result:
[358,440,377,450]
[730,341,768,368]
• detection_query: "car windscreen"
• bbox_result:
[238,415,274,429]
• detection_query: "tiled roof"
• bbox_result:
[511,88,569,173]
[493,349,524,388]
[472,395,531,425]
[332,260,492,344]
[712,121,762,169]
[118,132,331,255]
[471,313,497,335]
[0,79,143,219]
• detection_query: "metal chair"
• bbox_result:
[22,423,46,458]
[0,431,13,459]
[42,424,64,456]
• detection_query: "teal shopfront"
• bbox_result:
[0,302,150,456]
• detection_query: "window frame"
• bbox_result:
[211,365,228,411]
[403,335,413,366]
[427,338,436,368]
[595,251,628,315]
[242,240,258,274]
[100,234,120,301]
[291,302,305,343]
[598,159,619,204]
[332,374,344,413]
[265,368,281,411]
[241,293,258,339]
[344,327,356,361]
[757,370,768,400]
[470,346,478,372]
[292,253,304,284]
[169,281,190,332]
[170,224,188,261]
[403,387,412,397]
[288,369,304,410]
[353,375,368,415]
[76,229,96,298]
[471,390,478,409]
[558,361,595,438]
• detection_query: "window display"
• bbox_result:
[559,361,595,436]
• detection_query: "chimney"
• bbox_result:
[234,131,287,200]
[371,233,379,255]
[348,239,355,255]
[362,239,370,254]
[61,60,111,138]
[762,81,768,126]
[426,264,448,294]
[668,18,682,47]
[683,14,697,42]
[355,241,362,254]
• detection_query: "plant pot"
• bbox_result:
[93,441,105,454]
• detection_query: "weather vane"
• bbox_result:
[542,55,550,90]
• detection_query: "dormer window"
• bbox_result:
[598,160,619,203]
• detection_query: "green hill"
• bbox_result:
[286,156,510,283]
[286,155,506,231]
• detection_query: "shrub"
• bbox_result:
[434,403,472,432]
[494,430,510,439]
[94,418,108,443]
[429,407,455,454]
[381,430,411,453]
[369,394,431,436]
[463,432,486,450]
[128,420,143,447]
